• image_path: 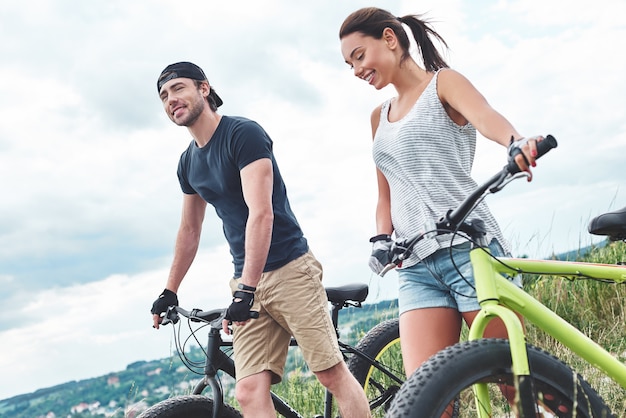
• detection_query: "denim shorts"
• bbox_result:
[397,239,521,315]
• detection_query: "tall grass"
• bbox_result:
[269,364,328,416]
[523,240,626,413]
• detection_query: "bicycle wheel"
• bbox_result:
[137,395,242,418]
[387,338,614,418]
[348,318,403,417]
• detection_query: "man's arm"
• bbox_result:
[221,157,274,333]
[152,193,207,329]
[239,158,274,289]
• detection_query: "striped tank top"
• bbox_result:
[373,70,508,268]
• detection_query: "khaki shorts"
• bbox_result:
[229,251,343,384]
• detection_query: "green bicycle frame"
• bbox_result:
[468,248,626,416]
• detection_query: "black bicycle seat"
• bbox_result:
[588,206,626,240]
[325,283,369,305]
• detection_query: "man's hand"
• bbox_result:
[225,290,255,322]
[369,234,393,276]
[151,288,178,329]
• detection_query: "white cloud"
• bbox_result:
[1,246,233,398]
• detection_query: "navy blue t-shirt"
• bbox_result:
[177,115,308,277]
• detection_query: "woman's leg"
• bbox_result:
[399,307,463,376]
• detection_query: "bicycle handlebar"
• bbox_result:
[507,134,558,175]
[161,305,260,327]
[447,135,557,227]
[381,134,558,275]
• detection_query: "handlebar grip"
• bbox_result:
[507,134,558,174]
[249,311,259,319]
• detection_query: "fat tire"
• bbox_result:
[348,318,403,416]
[137,394,242,418]
[387,338,613,418]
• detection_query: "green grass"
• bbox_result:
[523,240,626,414]
[270,364,327,416]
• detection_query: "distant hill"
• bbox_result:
[0,299,398,418]
[545,241,606,262]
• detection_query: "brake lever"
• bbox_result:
[379,263,398,277]
[161,305,180,326]
[379,241,413,276]
[223,310,260,328]
[489,171,529,193]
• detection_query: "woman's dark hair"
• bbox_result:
[339,7,449,72]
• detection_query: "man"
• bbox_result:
[150,62,371,418]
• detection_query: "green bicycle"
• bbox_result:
[385,134,626,417]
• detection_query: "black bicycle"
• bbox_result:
[138,283,403,418]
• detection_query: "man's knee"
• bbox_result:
[315,362,350,389]
[235,379,255,406]
[235,372,272,406]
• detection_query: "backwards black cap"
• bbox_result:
[157,61,223,108]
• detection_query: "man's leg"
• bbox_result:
[315,362,371,418]
[235,370,276,418]
[262,252,370,417]
[229,276,290,418]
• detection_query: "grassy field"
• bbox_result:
[524,240,626,414]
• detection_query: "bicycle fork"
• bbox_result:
[193,327,233,418]
[469,302,536,417]
[469,250,537,417]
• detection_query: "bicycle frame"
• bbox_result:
[468,248,626,416]
[189,326,305,418]
[182,294,402,418]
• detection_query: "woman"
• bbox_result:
[339,7,541,376]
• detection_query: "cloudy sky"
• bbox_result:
[1,0,625,401]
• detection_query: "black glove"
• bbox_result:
[369,234,393,275]
[226,290,255,322]
[151,289,178,315]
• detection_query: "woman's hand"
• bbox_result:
[508,135,544,181]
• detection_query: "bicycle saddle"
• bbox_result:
[325,283,369,304]
[588,206,626,240]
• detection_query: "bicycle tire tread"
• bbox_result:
[387,338,614,418]
[137,394,242,418]
[348,318,400,384]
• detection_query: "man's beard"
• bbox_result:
[175,95,205,127]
